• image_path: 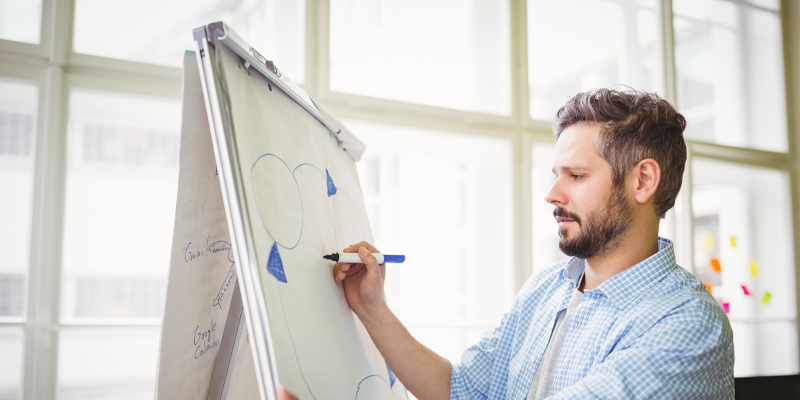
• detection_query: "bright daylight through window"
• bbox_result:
[0,0,797,398]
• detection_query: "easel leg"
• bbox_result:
[208,280,245,400]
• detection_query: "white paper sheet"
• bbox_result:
[155,51,258,400]
[217,42,407,399]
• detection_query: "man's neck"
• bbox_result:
[581,222,660,291]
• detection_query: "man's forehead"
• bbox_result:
[553,122,605,170]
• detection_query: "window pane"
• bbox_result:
[528,0,663,121]
[0,79,37,320]
[531,142,567,273]
[60,89,180,322]
[57,327,160,399]
[72,0,305,82]
[331,0,511,115]
[349,120,514,361]
[0,0,42,44]
[692,158,797,376]
[0,328,24,399]
[673,0,787,152]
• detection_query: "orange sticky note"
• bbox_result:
[710,257,721,273]
[749,261,759,277]
[703,281,713,295]
[730,236,737,247]
[762,292,772,305]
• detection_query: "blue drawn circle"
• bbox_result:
[354,375,394,399]
[251,154,303,249]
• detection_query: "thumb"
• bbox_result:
[277,385,298,400]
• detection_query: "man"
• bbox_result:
[279,88,734,399]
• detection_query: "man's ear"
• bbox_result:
[632,158,661,205]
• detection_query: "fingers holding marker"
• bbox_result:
[334,262,353,283]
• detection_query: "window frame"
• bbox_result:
[0,0,797,397]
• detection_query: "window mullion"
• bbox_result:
[779,0,800,374]
[511,0,528,129]
[303,0,319,98]
[660,0,678,106]
[23,0,74,398]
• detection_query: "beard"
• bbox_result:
[555,184,633,259]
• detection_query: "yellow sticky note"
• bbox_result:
[761,292,772,305]
[749,261,759,277]
[730,236,737,247]
[702,233,715,252]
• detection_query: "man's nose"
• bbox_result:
[545,177,566,206]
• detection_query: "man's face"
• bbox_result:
[546,122,633,259]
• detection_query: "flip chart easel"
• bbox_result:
[155,22,407,400]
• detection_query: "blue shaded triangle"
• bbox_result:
[326,169,337,197]
[386,362,396,387]
[267,242,287,283]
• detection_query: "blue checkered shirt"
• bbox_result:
[451,238,734,399]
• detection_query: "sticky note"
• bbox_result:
[762,293,772,305]
[741,285,750,296]
[749,261,758,277]
[703,281,713,295]
[721,302,730,314]
[730,236,737,247]
[710,257,721,273]
[702,233,715,252]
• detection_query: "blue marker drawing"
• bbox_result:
[251,152,396,399]
[251,154,304,250]
[386,362,396,387]
[354,374,394,399]
[326,168,337,196]
[267,242,287,283]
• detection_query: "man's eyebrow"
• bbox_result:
[552,166,591,174]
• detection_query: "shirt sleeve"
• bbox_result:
[546,302,735,399]
[450,311,519,400]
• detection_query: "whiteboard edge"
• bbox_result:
[194,27,280,400]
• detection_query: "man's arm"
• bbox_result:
[334,242,452,400]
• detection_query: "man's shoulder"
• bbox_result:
[514,258,574,303]
[631,264,731,334]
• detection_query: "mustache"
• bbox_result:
[553,207,581,224]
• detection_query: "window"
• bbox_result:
[61,89,179,323]
[73,0,305,81]
[527,0,664,120]
[330,0,511,115]
[673,0,787,152]
[55,89,179,397]
[351,120,514,362]
[1,0,798,396]
[692,158,797,376]
[0,0,42,44]
[0,327,24,399]
[0,79,37,321]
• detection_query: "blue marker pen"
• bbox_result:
[322,252,405,264]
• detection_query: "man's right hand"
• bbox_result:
[332,240,452,400]
[333,241,387,317]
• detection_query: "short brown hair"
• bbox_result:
[554,88,687,219]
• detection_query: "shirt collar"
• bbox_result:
[559,237,677,309]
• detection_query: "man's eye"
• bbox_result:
[572,174,583,180]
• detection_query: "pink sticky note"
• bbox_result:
[741,285,751,296]
[722,302,730,314]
